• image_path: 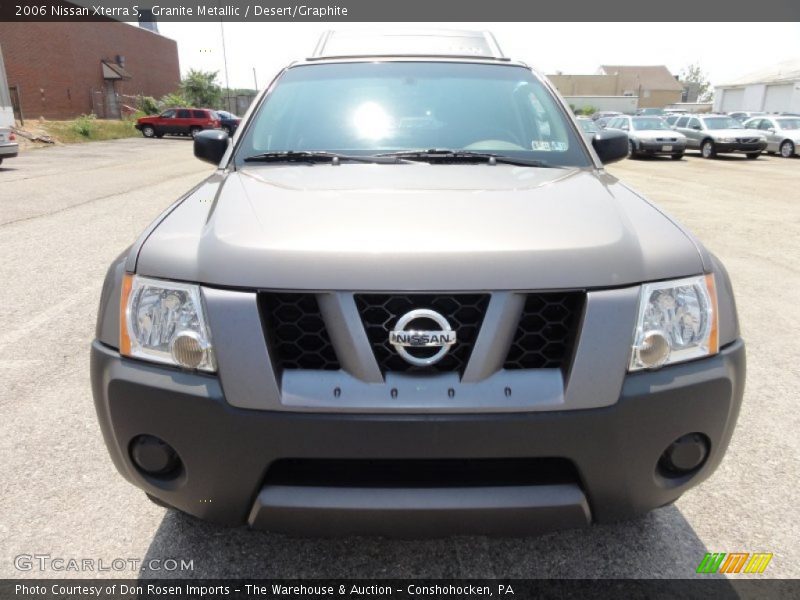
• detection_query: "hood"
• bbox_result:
[135,164,703,290]
[633,130,686,141]
[711,129,764,139]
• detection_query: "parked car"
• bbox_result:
[575,116,599,143]
[216,110,242,136]
[92,31,744,537]
[674,114,767,158]
[727,111,765,124]
[591,110,622,121]
[135,108,221,139]
[664,114,682,127]
[0,127,18,165]
[595,116,614,129]
[744,115,800,157]
[606,115,687,159]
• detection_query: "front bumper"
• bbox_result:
[91,339,745,536]
[713,141,767,154]
[635,140,687,155]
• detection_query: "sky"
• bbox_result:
[154,22,800,90]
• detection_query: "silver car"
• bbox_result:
[744,115,800,158]
[674,114,767,159]
[91,31,744,537]
[606,115,687,159]
[575,116,599,143]
[0,126,18,165]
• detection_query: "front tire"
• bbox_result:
[190,127,201,139]
[701,140,716,159]
[141,125,155,138]
[780,140,795,158]
[628,140,637,158]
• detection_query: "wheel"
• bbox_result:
[222,125,231,136]
[190,127,201,139]
[141,125,155,138]
[780,140,795,158]
[628,140,637,158]
[671,153,684,160]
[701,140,716,158]
[746,152,760,160]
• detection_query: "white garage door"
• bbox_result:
[720,88,744,112]
[763,84,794,112]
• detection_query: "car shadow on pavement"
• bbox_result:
[139,504,727,579]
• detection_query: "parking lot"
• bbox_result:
[1,138,798,579]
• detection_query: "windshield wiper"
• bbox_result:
[243,150,406,165]
[375,149,554,167]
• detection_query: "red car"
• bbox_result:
[136,108,221,138]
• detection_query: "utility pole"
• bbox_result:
[220,21,231,112]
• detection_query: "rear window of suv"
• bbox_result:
[236,62,591,168]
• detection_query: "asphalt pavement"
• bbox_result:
[1,138,798,579]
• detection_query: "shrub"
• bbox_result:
[159,92,192,109]
[138,95,160,115]
[72,113,97,138]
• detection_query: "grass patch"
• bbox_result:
[37,116,139,144]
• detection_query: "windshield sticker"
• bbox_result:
[531,140,551,151]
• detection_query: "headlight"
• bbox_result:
[716,137,735,143]
[120,275,216,372]
[629,274,718,371]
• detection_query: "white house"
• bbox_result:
[714,59,800,114]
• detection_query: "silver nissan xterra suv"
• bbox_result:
[91,31,745,536]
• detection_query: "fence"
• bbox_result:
[221,94,256,116]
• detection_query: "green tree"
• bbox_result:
[680,64,713,103]
[180,69,223,108]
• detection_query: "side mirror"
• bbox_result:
[194,129,229,165]
[592,129,629,164]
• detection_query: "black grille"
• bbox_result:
[259,293,340,370]
[504,293,584,370]
[355,294,490,373]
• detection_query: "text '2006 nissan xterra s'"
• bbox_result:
[91,31,745,537]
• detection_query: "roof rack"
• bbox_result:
[310,30,508,61]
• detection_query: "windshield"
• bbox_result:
[777,118,800,130]
[632,117,669,131]
[235,62,590,167]
[704,117,743,130]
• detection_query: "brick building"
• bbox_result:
[0,21,179,120]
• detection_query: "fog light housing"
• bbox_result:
[130,435,181,477]
[659,433,709,476]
